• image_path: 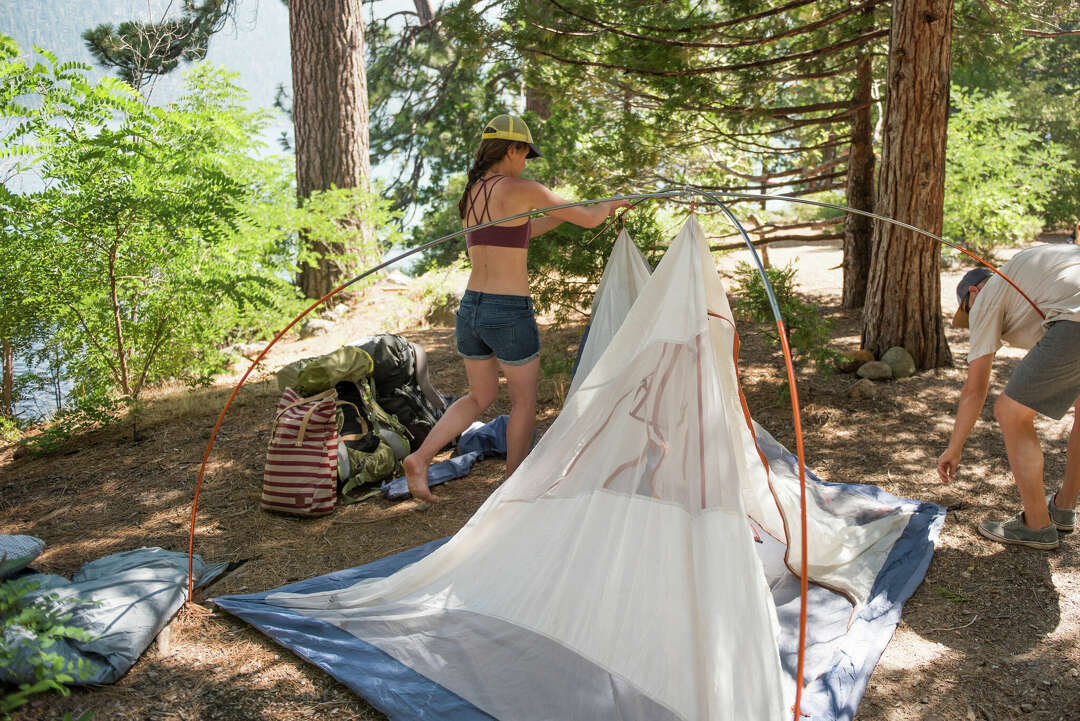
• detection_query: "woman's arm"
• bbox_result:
[519,180,630,228]
[529,215,564,238]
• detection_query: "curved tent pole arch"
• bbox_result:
[710,190,1045,319]
[695,188,812,718]
[186,190,693,594]
[185,187,1028,721]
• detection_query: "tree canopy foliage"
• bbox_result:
[1,0,1078,426]
[367,2,1076,302]
[952,21,1080,227]
[944,86,1071,257]
[82,0,234,92]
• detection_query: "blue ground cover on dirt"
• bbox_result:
[215,479,944,721]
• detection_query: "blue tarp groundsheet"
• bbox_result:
[215,471,944,721]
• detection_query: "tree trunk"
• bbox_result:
[290,0,371,299]
[413,0,434,25]
[526,85,551,118]
[861,0,953,369]
[1,337,12,418]
[841,53,875,310]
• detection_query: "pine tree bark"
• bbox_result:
[526,86,551,118]
[861,0,953,369]
[1,337,12,418]
[290,0,371,299]
[841,52,875,309]
[413,0,434,25]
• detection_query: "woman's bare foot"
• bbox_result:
[403,453,436,503]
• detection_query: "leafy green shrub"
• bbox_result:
[411,256,469,326]
[1,41,402,437]
[0,46,306,410]
[529,207,667,325]
[21,399,121,455]
[729,261,842,376]
[0,579,96,720]
[944,87,1071,256]
[0,417,18,444]
[539,347,576,407]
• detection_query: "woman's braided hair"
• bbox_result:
[458,138,529,220]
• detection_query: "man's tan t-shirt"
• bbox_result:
[968,244,1080,361]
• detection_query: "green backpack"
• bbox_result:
[335,376,411,503]
[277,345,374,396]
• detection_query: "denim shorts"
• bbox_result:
[456,290,540,366]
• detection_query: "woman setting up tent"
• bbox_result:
[403,113,631,502]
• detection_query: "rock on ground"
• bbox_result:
[847,378,879,399]
[838,348,876,374]
[852,349,875,364]
[300,318,333,338]
[881,346,916,378]
[857,360,893,380]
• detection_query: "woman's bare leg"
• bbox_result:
[404,356,499,502]
[499,357,540,478]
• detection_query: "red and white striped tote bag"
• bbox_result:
[261,388,339,516]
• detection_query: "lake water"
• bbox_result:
[10,347,68,422]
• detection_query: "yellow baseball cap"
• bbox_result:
[481,114,542,158]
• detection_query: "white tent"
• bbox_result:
[568,227,653,398]
[267,216,914,721]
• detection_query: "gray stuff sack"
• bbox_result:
[1,547,226,685]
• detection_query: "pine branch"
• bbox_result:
[653,168,848,193]
[710,232,844,252]
[1023,29,1080,37]
[711,218,844,241]
[627,0,821,36]
[522,28,889,77]
[541,0,885,51]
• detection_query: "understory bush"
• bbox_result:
[0,39,398,446]
[0,579,95,720]
[0,417,18,444]
[729,261,842,376]
[944,87,1071,257]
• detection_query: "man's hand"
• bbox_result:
[938,353,993,483]
[937,446,961,482]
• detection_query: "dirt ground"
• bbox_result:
[2,238,1078,721]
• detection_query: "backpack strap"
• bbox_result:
[272,388,337,447]
[335,399,369,442]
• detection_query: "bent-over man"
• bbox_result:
[938,243,1080,549]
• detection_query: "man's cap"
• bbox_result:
[481,114,541,158]
[952,266,994,329]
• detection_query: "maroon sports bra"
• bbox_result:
[465,174,531,249]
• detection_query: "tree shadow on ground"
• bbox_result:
[15,608,389,720]
[2,323,548,721]
[5,292,1077,721]
[738,292,1080,721]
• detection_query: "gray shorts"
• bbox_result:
[1004,320,1080,420]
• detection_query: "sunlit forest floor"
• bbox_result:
[3,236,1078,721]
